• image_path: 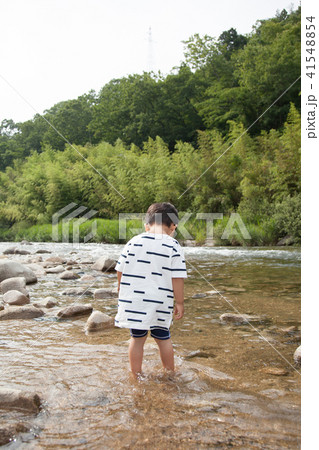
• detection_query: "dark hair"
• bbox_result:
[145,202,179,227]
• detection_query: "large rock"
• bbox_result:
[45,265,65,274]
[0,388,41,412]
[220,313,261,324]
[59,271,80,280]
[0,260,37,284]
[3,290,30,306]
[92,257,116,272]
[24,263,46,276]
[3,247,31,255]
[0,305,44,320]
[61,287,93,296]
[33,297,58,308]
[57,304,93,319]
[294,346,301,366]
[0,277,28,295]
[93,288,118,299]
[85,310,114,332]
[44,256,66,264]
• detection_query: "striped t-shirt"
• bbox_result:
[114,232,187,330]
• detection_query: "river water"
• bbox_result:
[0,242,301,449]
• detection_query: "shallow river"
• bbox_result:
[0,242,301,449]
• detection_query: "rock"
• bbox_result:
[3,290,30,306]
[293,346,301,365]
[44,256,66,264]
[0,424,30,446]
[35,249,51,254]
[0,304,4,311]
[0,388,41,412]
[0,260,37,284]
[24,263,46,276]
[3,247,17,255]
[58,271,80,280]
[206,290,224,296]
[0,305,45,320]
[66,260,77,265]
[3,247,31,255]
[93,288,118,299]
[277,235,295,246]
[80,274,96,282]
[191,293,207,299]
[20,240,32,245]
[25,255,43,263]
[260,367,289,376]
[61,287,93,296]
[220,313,261,324]
[85,310,114,332]
[184,349,216,359]
[33,297,58,308]
[91,257,117,272]
[45,265,65,274]
[0,277,28,295]
[57,304,93,319]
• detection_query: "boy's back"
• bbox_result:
[115,232,187,330]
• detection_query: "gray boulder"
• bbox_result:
[33,297,58,308]
[85,310,114,332]
[94,288,118,299]
[45,265,65,274]
[0,305,44,320]
[92,257,116,272]
[57,304,93,319]
[3,290,30,306]
[0,277,28,296]
[0,260,37,284]
[61,287,93,296]
[59,271,80,280]
[44,256,66,265]
[0,388,41,412]
[3,247,31,255]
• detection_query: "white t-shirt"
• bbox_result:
[115,232,187,330]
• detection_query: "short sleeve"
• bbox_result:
[115,241,131,272]
[171,244,187,278]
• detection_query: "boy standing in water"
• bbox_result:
[115,202,187,376]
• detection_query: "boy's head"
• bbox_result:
[145,202,179,229]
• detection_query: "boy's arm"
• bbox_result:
[172,278,184,320]
[117,271,122,292]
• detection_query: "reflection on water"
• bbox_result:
[0,243,300,448]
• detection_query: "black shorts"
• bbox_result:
[130,327,170,340]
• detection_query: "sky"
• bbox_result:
[0,0,297,123]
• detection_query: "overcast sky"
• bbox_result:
[0,0,297,123]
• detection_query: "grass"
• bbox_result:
[0,216,299,246]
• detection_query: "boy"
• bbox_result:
[115,202,187,376]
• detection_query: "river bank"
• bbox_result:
[0,217,300,247]
[0,241,300,447]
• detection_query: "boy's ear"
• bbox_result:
[144,223,150,231]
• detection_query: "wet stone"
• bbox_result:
[59,271,80,280]
[220,313,262,324]
[61,287,93,296]
[93,288,118,299]
[260,367,289,376]
[293,346,301,366]
[0,305,45,320]
[57,304,93,319]
[85,310,115,332]
[0,276,28,296]
[91,257,117,272]
[3,290,30,306]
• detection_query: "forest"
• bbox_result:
[0,7,301,245]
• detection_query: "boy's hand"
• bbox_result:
[174,303,184,320]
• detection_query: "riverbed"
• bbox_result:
[0,242,301,448]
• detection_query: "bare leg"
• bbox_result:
[129,335,148,376]
[154,338,174,371]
